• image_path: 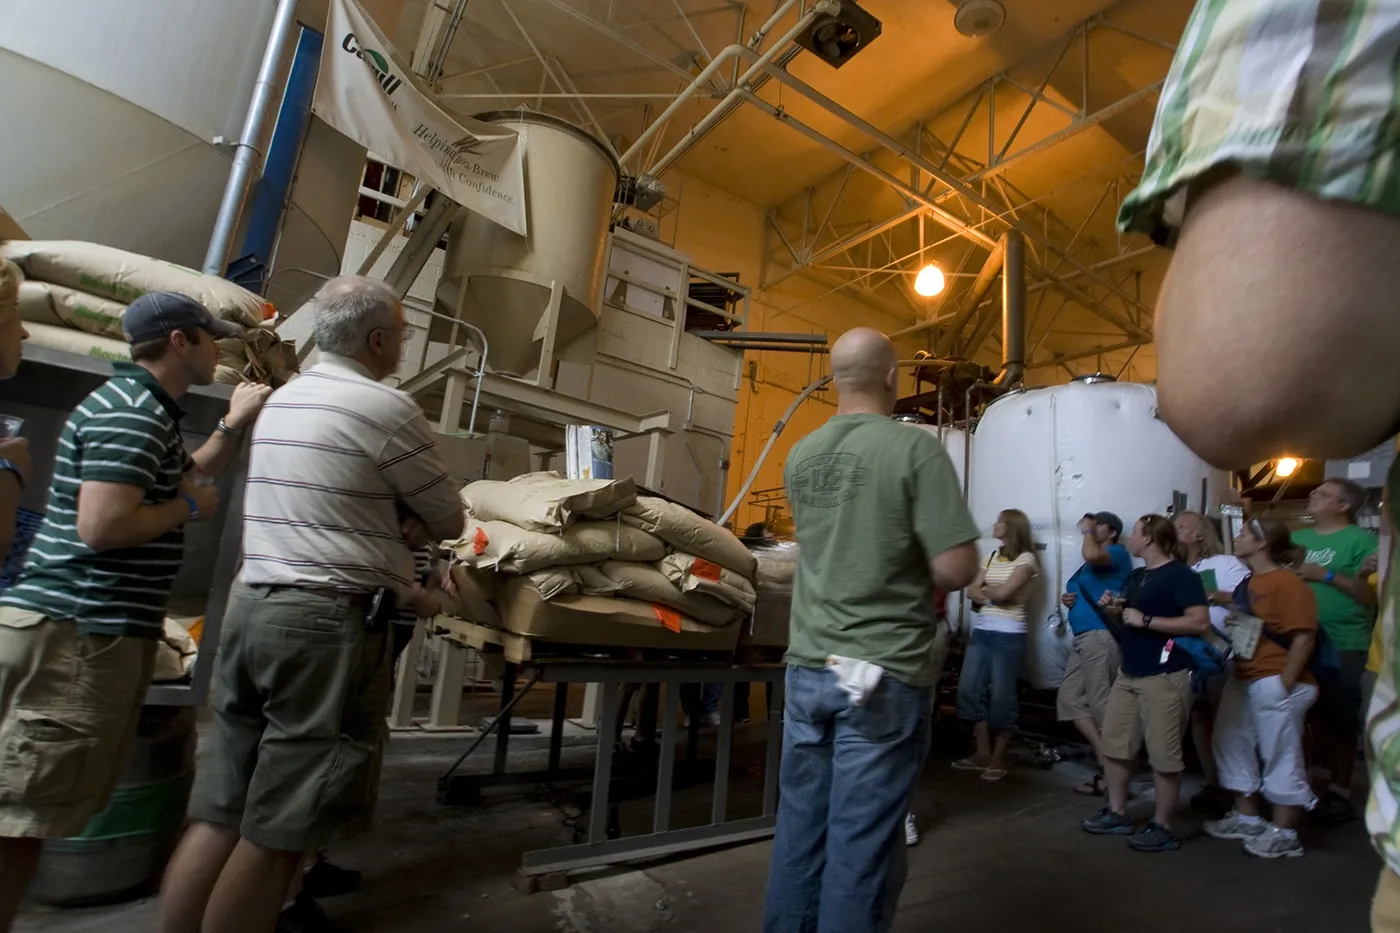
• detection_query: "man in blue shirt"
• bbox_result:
[1057,511,1134,796]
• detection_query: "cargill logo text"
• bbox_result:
[342,33,403,96]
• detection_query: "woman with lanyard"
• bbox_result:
[1204,518,1319,859]
[1082,515,1210,852]
[952,509,1039,782]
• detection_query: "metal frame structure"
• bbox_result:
[432,647,787,882]
[416,1,1176,378]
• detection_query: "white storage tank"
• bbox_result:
[969,378,1231,690]
[435,112,619,376]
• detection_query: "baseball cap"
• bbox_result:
[122,292,242,344]
[1090,511,1124,537]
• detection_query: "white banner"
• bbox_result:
[313,0,527,235]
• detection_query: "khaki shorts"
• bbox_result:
[1100,670,1193,774]
[188,583,392,853]
[0,608,156,838]
[1376,866,1400,933]
[1056,629,1120,725]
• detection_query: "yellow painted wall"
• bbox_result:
[663,170,925,532]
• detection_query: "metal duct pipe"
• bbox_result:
[204,0,300,275]
[734,90,998,248]
[645,44,1153,326]
[618,0,827,169]
[995,231,1026,386]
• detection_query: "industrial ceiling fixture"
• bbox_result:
[796,0,882,69]
[1275,457,1300,478]
[954,0,1006,39]
[913,264,946,297]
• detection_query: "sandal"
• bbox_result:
[952,758,987,771]
[981,768,1009,782]
[1074,774,1107,797]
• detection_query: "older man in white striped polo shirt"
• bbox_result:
[159,276,464,933]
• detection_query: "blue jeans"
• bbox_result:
[955,628,1026,732]
[763,665,932,933]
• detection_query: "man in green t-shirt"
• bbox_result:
[763,328,978,933]
[1292,478,1379,823]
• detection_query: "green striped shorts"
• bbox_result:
[1117,0,1400,242]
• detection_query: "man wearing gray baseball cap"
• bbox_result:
[0,291,270,931]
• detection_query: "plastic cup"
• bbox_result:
[0,415,23,439]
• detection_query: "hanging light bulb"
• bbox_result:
[1275,457,1300,478]
[913,264,945,297]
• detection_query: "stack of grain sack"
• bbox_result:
[1,240,297,385]
[443,472,758,636]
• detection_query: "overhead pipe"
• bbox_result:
[204,0,301,275]
[643,43,1151,324]
[994,231,1026,386]
[734,90,998,248]
[618,0,825,169]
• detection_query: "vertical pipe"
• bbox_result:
[240,26,324,293]
[204,0,301,275]
[996,231,1026,385]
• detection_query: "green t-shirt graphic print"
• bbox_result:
[784,415,978,686]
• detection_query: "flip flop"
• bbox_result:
[1075,774,1107,797]
[952,758,987,771]
[981,768,1009,782]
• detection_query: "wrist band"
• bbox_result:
[180,493,200,521]
[1324,570,1336,584]
[0,459,24,489]
[215,418,241,436]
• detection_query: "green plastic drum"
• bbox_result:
[29,706,196,907]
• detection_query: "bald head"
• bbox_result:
[830,328,898,409]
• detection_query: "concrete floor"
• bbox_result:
[16,717,1381,933]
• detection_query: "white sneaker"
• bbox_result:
[1243,825,1304,859]
[904,812,920,847]
[703,711,722,727]
[1204,810,1268,841]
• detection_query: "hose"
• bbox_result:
[717,374,833,527]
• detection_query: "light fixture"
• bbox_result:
[914,264,945,297]
[1276,457,1300,478]
[795,0,882,69]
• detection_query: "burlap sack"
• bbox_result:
[461,471,636,532]
[152,618,198,684]
[754,542,798,597]
[23,321,130,362]
[441,563,501,626]
[575,564,627,596]
[527,567,579,600]
[598,560,742,627]
[17,280,128,340]
[450,518,664,573]
[659,552,756,610]
[621,496,757,580]
[1,240,269,326]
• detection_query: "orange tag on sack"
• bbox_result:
[653,605,682,632]
[691,558,722,582]
[472,527,489,555]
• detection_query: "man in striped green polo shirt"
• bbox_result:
[0,291,270,932]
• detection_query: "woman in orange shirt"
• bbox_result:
[1204,519,1319,860]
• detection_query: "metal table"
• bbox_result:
[432,618,786,886]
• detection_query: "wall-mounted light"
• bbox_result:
[914,264,945,297]
[1275,457,1300,478]
[796,0,882,69]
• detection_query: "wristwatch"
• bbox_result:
[1324,570,1336,584]
[1142,615,1153,630]
[215,418,242,436]
[0,458,23,489]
